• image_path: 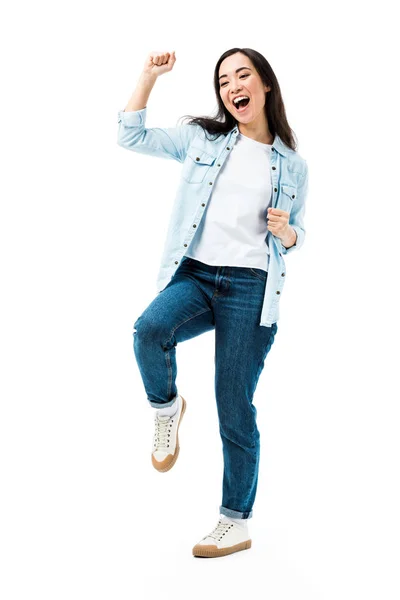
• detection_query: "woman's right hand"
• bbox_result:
[143,51,176,78]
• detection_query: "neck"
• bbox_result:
[238,119,273,145]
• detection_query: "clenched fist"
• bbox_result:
[143,51,176,78]
[267,207,290,238]
[267,207,297,247]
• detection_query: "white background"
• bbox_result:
[1,1,399,598]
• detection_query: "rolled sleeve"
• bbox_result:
[117,106,197,163]
[117,107,146,126]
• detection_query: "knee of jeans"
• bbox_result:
[133,315,146,339]
[133,314,171,347]
[132,315,141,336]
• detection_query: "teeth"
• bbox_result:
[233,96,249,105]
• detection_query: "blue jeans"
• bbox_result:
[133,257,278,519]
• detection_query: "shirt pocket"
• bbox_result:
[278,183,297,215]
[181,146,216,184]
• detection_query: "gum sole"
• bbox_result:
[152,395,187,472]
[192,539,252,557]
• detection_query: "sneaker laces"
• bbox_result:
[204,519,232,541]
[153,414,173,450]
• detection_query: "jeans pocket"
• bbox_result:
[181,257,193,265]
[248,267,268,282]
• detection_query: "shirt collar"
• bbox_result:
[228,126,288,157]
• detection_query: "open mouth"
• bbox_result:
[232,96,250,113]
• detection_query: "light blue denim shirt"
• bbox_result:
[117,107,308,327]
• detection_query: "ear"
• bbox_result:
[264,85,271,93]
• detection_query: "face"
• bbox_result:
[218,53,271,125]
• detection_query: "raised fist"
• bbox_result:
[143,51,176,77]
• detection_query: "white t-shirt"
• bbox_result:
[185,131,273,272]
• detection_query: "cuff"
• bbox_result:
[117,107,147,125]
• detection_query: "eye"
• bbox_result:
[220,74,249,87]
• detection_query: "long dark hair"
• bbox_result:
[179,47,297,151]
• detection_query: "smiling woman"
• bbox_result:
[179,48,295,149]
[117,46,308,560]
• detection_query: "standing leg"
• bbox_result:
[213,266,278,519]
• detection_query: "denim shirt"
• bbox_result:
[117,107,308,327]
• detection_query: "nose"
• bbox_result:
[231,88,242,99]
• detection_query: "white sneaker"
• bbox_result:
[151,394,186,472]
[192,515,252,558]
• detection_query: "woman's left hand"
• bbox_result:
[266,207,290,239]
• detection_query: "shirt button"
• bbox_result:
[193,224,196,228]
[184,243,188,247]
[276,291,281,295]
[226,147,230,150]
[274,187,277,192]
[272,148,275,152]
[281,273,285,277]
[209,181,212,185]
[272,166,276,170]
[195,157,200,161]
[201,203,205,206]
[217,164,221,167]
[175,261,178,264]
[292,194,295,198]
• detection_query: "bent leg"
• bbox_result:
[133,275,215,408]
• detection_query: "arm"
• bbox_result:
[281,226,297,250]
[117,54,197,162]
[280,162,309,255]
[117,107,195,163]
[123,71,157,112]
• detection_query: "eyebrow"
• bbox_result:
[218,66,252,81]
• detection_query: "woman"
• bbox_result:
[117,48,309,558]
